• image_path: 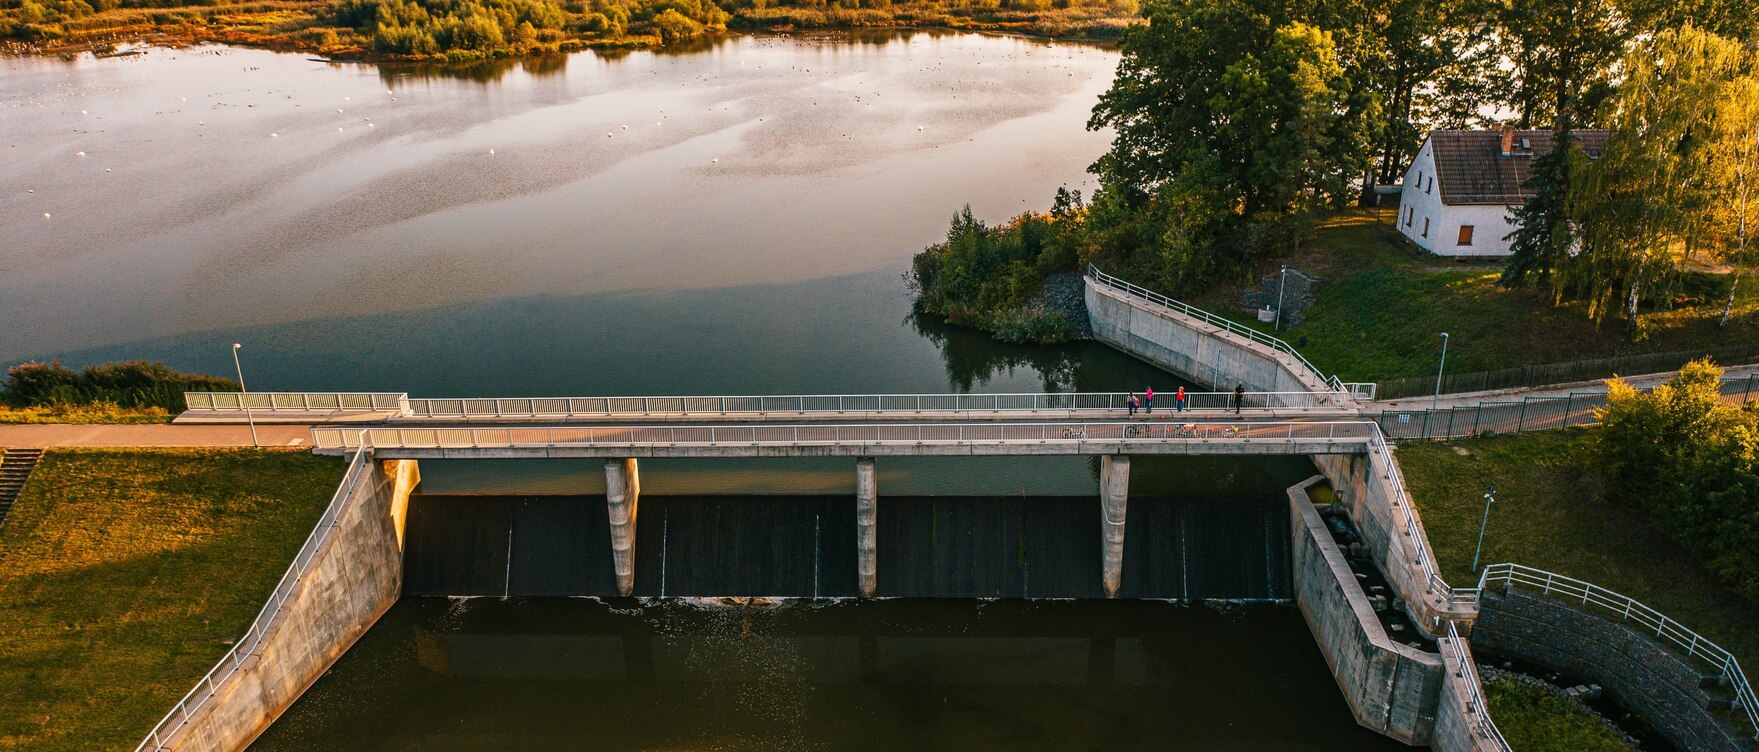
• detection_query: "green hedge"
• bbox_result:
[2,360,238,413]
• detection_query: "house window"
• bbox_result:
[1426,175,1433,194]
[1458,225,1475,246]
[1422,217,1430,238]
[1405,207,1414,227]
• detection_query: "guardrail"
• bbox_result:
[405,391,1355,418]
[310,419,1381,452]
[1478,562,1759,741]
[1086,266,1363,397]
[1369,430,1479,611]
[1441,620,1513,750]
[184,392,407,412]
[135,444,372,752]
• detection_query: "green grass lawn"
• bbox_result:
[1395,429,1759,671]
[1190,209,1759,381]
[0,405,173,425]
[0,449,344,752]
[1484,677,1635,752]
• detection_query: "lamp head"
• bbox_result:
[232,343,241,350]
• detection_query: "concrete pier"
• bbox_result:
[605,458,641,597]
[856,457,878,598]
[1099,455,1129,598]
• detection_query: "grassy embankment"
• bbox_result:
[1189,208,1759,381]
[0,405,171,424]
[1,0,1140,61]
[1483,677,1635,752]
[0,449,343,752]
[1396,428,1759,671]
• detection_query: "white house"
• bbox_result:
[1396,128,1611,257]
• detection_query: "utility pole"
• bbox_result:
[1472,484,1496,573]
[232,343,259,448]
[1274,265,1288,331]
[1432,332,1450,411]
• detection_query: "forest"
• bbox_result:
[0,0,1141,58]
[909,0,1759,342]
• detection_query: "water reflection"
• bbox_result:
[250,598,1410,751]
[368,52,573,84]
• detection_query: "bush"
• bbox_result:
[2,360,239,414]
[905,191,1087,343]
[1597,359,1759,601]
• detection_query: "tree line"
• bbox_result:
[910,0,1759,339]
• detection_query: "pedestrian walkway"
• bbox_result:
[1370,363,1759,413]
[0,423,315,448]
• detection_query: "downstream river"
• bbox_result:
[7,34,1395,749]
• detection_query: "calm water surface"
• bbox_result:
[9,36,1377,748]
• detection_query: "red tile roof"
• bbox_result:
[1429,129,1611,205]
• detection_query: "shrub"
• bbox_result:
[2,360,239,414]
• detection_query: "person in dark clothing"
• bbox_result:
[1128,392,1139,416]
[1233,385,1245,413]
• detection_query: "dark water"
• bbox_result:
[251,598,1406,752]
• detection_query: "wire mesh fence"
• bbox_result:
[1376,344,1759,400]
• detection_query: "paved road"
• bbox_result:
[1369,363,1759,413]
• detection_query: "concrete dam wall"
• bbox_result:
[400,494,1294,601]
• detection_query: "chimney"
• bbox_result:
[1500,126,1515,157]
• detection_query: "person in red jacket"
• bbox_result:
[1175,386,1186,412]
[1144,386,1155,414]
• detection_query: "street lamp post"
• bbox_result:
[231,343,259,448]
[1274,265,1288,331]
[1472,483,1496,573]
[1432,332,1450,411]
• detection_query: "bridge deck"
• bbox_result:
[312,420,1375,458]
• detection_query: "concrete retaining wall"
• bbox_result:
[1312,451,1464,632]
[1474,588,1758,752]
[1435,635,1509,752]
[1289,480,1443,745]
[1084,279,1334,406]
[160,458,418,752]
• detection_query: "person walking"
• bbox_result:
[1175,386,1186,413]
[1233,384,1245,414]
[1144,386,1155,414]
[1128,391,1139,417]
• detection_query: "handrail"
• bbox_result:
[310,419,1382,451]
[1085,266,1360,397]
[403,391,1354,418]
[1477,562,1759,741]
[184,392,407,412]
[1441,621,1513,750]
[134,442,373,752]
[1369,429,1478,610]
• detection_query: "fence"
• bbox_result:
[1441,620,1512,751]
[1477,563,1759,741]
[135,445,371,752]
[1086,266,1364,397]
[184,392,407,413]
[1376,374,1758,440]
[310,420,1381,453]
[1368,429,1479,611]
[404,391,1353,418]
[1376,344,1759,400]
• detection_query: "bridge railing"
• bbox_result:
[1369,429,1478,610]
[184,392,407,413]
[1087,266,1362,397]
[404,391,1351,418]
[1440,620,1513,751]
[134,443,372,752]
[1478,563,1759,741]
[311,420,1379,451]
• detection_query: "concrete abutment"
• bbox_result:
[605,458,641,597]
[1099,455,1129,598]
[856,457,877,598]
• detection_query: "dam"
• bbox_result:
[135,271,1502,752]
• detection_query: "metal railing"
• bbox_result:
[1376,374,1758,440]
[1478,562,1759,741]
[135,444,372,752]
[311,420,1381,452]
[1369,430,1478,610]
[1441,620,1513,750]
[404,391,1355,418]
[1376,347,1759,400]
[184,392,407,412]
[1086,266,1360,396]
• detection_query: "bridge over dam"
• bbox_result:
[139,271,1507,752]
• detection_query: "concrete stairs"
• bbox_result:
[0,448,44,526]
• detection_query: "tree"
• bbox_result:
[1500,131,1581,289]
[1497,0,1629,129]
[1564,27,1748,336]
[1706,74,1759,328]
